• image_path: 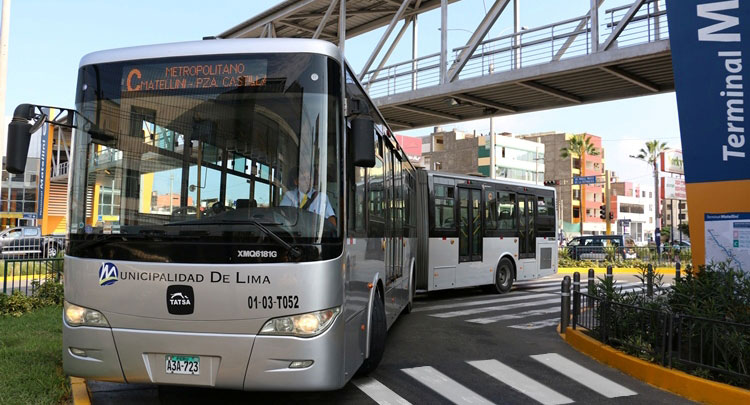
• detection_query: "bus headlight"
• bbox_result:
[260,307,340,337]
[64,301,110,327]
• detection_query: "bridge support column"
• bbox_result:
[590,0,599,52]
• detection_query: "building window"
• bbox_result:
[573,207,580,219]
[572,189,581,200]
[434,162,442,170]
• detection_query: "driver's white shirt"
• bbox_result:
[280,188,336,219]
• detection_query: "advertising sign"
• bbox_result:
[667,0,750,268]
[660,150,684,175]
[661,177,687,200]
[37,109,49,219]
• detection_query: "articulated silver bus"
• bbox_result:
[7,39,417,390]
[415,170,558,293]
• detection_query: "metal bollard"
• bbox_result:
[606,265,613,283]
[647,263,654,297]
[675,262,681,281]
[587,268,595,308]
[572,272,580,329]
[561,276,571,332]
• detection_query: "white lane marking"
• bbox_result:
[467,306,561,324]
[508,317,561,330]
[430,298,561,318]
[415,292,554,313]
[353,377,412,405]
[467,359,573,405]
[531,353,638,398]
[401,366,494,405]
[514,280,565,288]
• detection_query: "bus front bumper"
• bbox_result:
[62,314,347,391]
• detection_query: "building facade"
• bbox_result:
[0,111,71,234]
[519,132,606,236]
[419,127,544,184]
[610,180,656,245]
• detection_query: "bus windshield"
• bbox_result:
[68,53,342,262]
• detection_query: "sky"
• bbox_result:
[1,0,679,187]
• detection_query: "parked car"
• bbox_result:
[0,226,64,258]
[566,234,635,260]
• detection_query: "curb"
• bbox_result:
[70,377,91,405]
[559,325,750,404]
[558,267,676,275]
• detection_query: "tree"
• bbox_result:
[678,222,690,238]
[561,134,600,236]
[633,140,669,245]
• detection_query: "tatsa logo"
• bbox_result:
[98,262,119,286]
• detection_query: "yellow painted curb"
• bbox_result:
[560,325,750,404]
[558,267,676,275]
[70,377,91,405]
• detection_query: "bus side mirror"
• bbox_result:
[352,117,375,168]
[6,104,43,174]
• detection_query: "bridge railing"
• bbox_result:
[362,0,668,99]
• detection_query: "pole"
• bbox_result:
[513,0,521,69]
[489,118,495,179]
[572,272,580,329]
[440,0,447,84]
[654,159,661,254]
[0,0,10,156]
[605,169,611,235]
[561,276,571,332]
[412,14,418,91]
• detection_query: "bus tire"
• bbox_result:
[357,289,386,376]
[494,258,514,294]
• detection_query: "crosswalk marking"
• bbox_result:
[467,306,560,324]
[401,366,494,405]
[467,359,573,405]
[415,292,554,313]
[531,353,638,398]
[430,297,561,318]
[508,317,561,330]
[514,280,564,288]
[352,377,412,405]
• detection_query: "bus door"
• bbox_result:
[384,144,395,286]
[458,186,482,262]
[518,194,536,259]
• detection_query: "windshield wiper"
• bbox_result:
[166,219,302,259]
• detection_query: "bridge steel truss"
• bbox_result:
[219,0,672,130]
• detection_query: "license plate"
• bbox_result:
[165,355,200,375]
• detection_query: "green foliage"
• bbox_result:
[0,281,64,317]
[678,222,690,238]
[586,261,750,389]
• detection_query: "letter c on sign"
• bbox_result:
[126,69,142,91]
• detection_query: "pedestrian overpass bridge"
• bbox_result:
[220,0,672,130]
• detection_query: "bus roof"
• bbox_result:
[423,169,557,192]
[79,38,342,68]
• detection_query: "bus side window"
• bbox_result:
[352,167,366,235]
[497,191,516,230]
[485,189,497,234]
[367,151,384,238]
[434,184,455,230]
[536,195,555,237]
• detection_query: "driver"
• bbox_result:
[280,166,337,227]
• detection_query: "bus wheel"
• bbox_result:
[494,258,514,294]
[356,290,386,376]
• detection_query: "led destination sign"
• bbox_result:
[122,59,268,93]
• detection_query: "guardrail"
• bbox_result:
[362,0,668,98]
[563,269,750,386]
[2,257,64,295]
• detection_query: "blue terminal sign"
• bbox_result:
[666,0,749,184]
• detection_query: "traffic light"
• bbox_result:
[609,212,614,220]
[599,205,606,220]
[543,180,559,187]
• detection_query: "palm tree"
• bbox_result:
[633,140,668,245]
[561,134,600,236]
